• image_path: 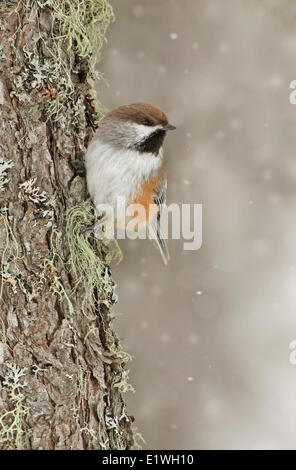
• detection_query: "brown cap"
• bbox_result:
[106,102,169,127]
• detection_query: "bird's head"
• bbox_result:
[97,102,176,155]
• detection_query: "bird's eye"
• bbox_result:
[142,118,153,126]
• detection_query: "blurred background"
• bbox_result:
[96,0,296,449]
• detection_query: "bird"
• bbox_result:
[85,102,176,265]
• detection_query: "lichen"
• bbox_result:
[0,363,30,450]
[19,177,48,205]
[43,0,113,124]
[8,0,113,126]
[71,364,88,420]
[104,238,123,266]
[66,201,124,314]
[0,159,13,193]
[113,369,135,394]
[66,201,105,312]
[80,424,98,440]
[50,0,114,75]
[132,426,146,450]
[40,257,74,316]
[0,208,21,301]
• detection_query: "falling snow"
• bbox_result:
[100,0,296,452]
[169,32,178,40]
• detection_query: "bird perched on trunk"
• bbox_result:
[85,102,176,265]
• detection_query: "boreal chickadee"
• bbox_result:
[85,102,176,265]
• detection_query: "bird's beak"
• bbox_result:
[163,123,176,131]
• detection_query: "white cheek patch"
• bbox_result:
[132,123,162,143]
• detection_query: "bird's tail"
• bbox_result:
[148,223,170,265]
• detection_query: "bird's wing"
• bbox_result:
[148,179,170,265]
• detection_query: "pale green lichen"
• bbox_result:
[66,201,106,311]
[132,426,146,450]
[50,0,114,74]
[71,364,88,420]
[39,257,74,316]
[0,45,6,62]
[9,1,113,124]
[0,363,30,450]
[0,209,21,301]
[104,237,123,266]
[65,201,123,313]
[113,369,135,394]
[39,0,113,123]
[0,317,7,346]
[0,159,13,192]
[105,414,121,435]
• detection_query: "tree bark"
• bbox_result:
[0,0,134,450]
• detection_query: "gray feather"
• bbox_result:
[149,180,170,265]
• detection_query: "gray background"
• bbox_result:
[96,0,296,449]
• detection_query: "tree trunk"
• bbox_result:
[0,0,135,450]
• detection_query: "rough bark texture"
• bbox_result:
[0,0,135,450]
